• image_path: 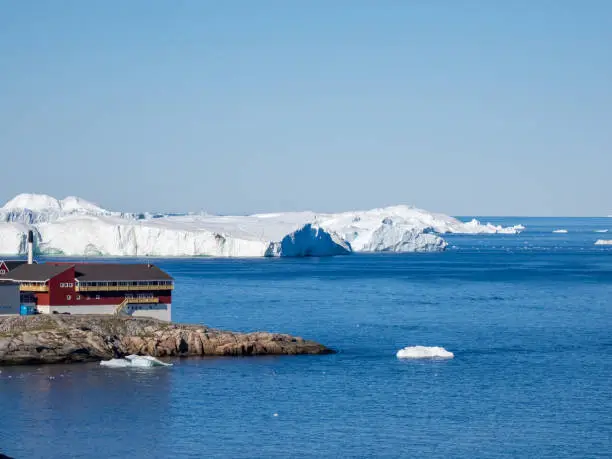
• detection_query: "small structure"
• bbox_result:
[2,262,173,321]
[0,280,20,315]
[0,230,174,320]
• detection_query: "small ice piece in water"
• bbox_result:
[125,354,173,367]
[100,355,172,368]
[595,229,609,233]
[594,239,612,246]
[396,346,454,359]
[100,358,130,368]
[552,229,568,233]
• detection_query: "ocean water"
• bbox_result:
[1,217,611,458]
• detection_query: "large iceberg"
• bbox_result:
[0,194,522,257]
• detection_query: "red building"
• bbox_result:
[1,262,173,321]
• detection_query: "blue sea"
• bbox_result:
[1,217,611,458]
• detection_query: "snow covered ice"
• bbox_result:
[100,355,173,368]
[594,239,612,246]
[552,229,568,234]
[0,193,523,257]
[396,346,454,359]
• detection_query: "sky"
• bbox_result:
[0,1,610,216]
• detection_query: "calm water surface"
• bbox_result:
[1,217,611,458]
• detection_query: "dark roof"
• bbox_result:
[1,263,72,282]
[73,263,173,282]
[0,260,37,271]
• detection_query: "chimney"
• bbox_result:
[27,230,34,265]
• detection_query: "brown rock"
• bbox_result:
[0,315,335,365]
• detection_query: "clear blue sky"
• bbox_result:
[1,1,610,216]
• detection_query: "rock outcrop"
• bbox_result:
[0,315,334,365]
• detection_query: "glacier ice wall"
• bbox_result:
[0,194,523,257]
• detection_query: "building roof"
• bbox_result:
[0,260,37,271]
[73,263,173,282]
[1,263,72,282]
[0,262,172,283]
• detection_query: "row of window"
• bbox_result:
[64,295,161,301]
[0,269,6,274]
[128,305,160,310]
[80,281,173,286]
[60,283,74,288]
[66,295,100,300]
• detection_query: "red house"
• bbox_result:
[1,262,173,321]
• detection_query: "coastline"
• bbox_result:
[0,315,335,365]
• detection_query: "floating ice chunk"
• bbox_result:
[458,219,525,234]
[125,355,173,367]
[552,229,568,233]
[100,358,130,368]
[100,355,172,368]
[396,346,454,359]
[594,239,612,246]
[595,229,609,233]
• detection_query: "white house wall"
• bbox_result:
[36,303,171,321]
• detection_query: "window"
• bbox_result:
[0,269,5,274]
[66,295,71,300]
[60,283,65,288]
[76,295,81,300]
[96,295,100,300]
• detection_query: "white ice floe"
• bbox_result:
[595,229,609,233]
[552,229,568,234]
[594,240,612,246]
[396,346,454,359]
[0,194,524,257]
[100,355,173,368]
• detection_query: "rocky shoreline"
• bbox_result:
[0,315,335,365]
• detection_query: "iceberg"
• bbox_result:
[396,346,454,359]
[100,355,172,368]
[594,240,612,246]
[595,229,609,233]
[0,222,31,255]
[552,229,568,234]
[1,193,119,224]
[273,223,351,257]
[0,194,523,257]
